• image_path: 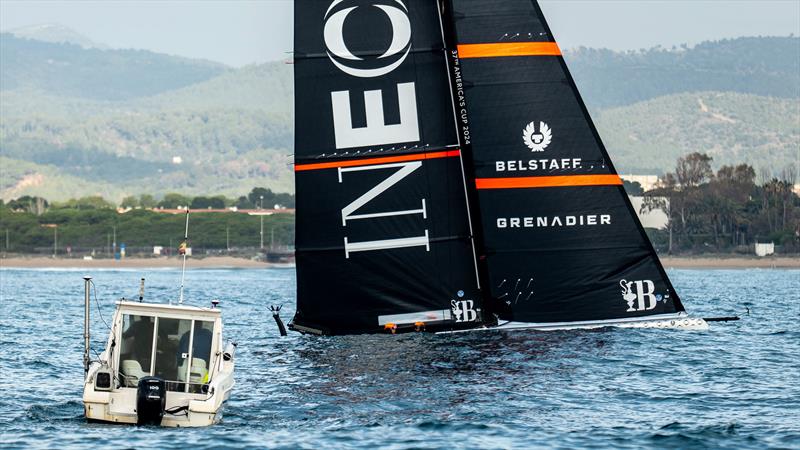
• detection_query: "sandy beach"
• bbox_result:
[0,255,797,269]
[659,256,800,269]
[0,255,274,269]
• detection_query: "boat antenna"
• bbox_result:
[178,208,190,305]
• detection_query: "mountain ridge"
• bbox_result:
[5,23,109,49]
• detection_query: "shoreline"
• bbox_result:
[659,256,799,269]
[0,255,275,269]
[0,255,798,270]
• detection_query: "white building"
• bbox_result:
[628,196,669,230]
[755,242,775,257]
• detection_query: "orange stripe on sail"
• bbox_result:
[295,150,461,172]
[457,42,561,59]
[475,174,623,190]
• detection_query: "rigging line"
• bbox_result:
[90,344,102,361]
[91,279,111,332]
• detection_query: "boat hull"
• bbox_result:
[84,403,221,427]
[442,313,709,333]
[83,359,235,427]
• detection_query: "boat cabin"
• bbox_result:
[115,301,221,394]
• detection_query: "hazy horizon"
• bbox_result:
[1,0,798,67]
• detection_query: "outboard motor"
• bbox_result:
[136,376,166,425]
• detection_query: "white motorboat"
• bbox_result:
[82,277,235,426]
[83,210,235,426]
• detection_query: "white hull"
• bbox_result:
[443,312,709,333]
[84,358,235,427]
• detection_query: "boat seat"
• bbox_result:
[120,360,149,387]
[177,358,209,384]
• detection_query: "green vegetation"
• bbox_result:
[0,33,293,202]
[643,153,799,254]
[0,206,294,255]
[0,33,226,99]
[623,180,643,195]
[0,187,295,254]
[567,37,800,108]
[597,92,800,174]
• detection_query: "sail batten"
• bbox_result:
[295,149,462,172]
[475,175,623,190]
[457,42,561,58]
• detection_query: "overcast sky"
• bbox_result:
[1,0,798,67]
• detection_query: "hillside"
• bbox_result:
[0,33,226,100]
[566,36,800,109]
[0,34,798,202]
[7,24,108,49]
[596,92,800,174]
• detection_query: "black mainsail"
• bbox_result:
[291,0,483,335]
[291,0,707,335]
[446,0,687,326]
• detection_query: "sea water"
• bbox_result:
[0,267,798,449]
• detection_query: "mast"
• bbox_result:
[438,0,498,319]
[178,208,189,305]
[436,0,482,292]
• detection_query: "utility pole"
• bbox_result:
[226,225,230,252]
[5,228,8,251]
[112,225,117,257]
[259,195,264,250]
[270,227,274,251]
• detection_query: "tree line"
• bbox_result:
[2,162,798,256]
[4,187,294,213]
[0,188,295,255]
[643,153,799,254]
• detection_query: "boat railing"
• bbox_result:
[119,374,210,395]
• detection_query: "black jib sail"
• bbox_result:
[291,0,483,334]
[445,0,687,325]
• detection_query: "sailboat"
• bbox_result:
[289,0,711,335]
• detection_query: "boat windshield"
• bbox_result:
[118,313,215,392]
[119,314,155,387]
